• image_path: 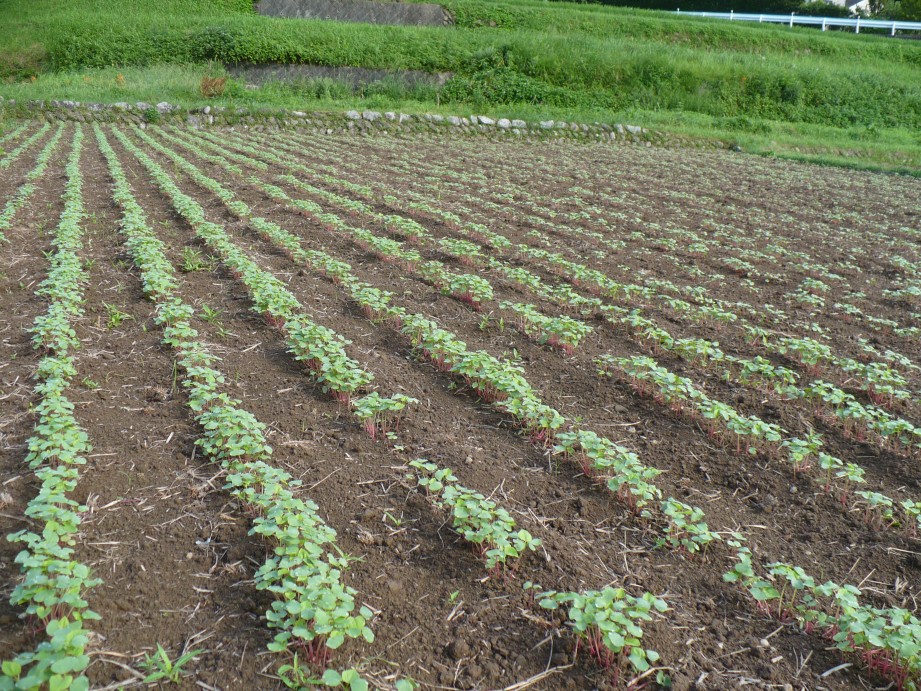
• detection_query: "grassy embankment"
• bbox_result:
[1,0,919,172]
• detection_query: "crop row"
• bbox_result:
[1,127,97,691]
[0,124,65,241]
[313,131,920,344]
[606,354,920,535]
[280,128,921,370]
[158,126,591,353]
[617,310,921,456]
[726,548,921,689]
[0,123,30,148]
[212,128,919,457]
[111,126,675,683]
[119,126,418,432]
[0,123,51,171]
[95,125,375,689]
[151,128,921,688]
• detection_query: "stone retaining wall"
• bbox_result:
[0,99,676,148]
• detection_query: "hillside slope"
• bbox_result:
[1,0,920,170]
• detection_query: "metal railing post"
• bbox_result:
[671,10,921,34]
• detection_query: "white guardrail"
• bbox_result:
[675,10,921,34]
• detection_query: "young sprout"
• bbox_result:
[352,392,418,440]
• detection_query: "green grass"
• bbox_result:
[1,0,919,172]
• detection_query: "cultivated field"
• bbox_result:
[1,121,920,691]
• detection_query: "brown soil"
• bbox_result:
[2,121,920,691]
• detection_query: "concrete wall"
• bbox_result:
[257,0,452,26]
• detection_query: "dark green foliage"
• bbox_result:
[557,0,852,17]
[2,0,921,130]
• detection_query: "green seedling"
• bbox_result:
[140,644,202,684]
[103,303,132,329]
[200,304,222,324]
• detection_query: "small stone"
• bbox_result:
[551,651,570,665]
[447,115,462,126]
[345,110,361,120]
[362,110,381,121]
[399,113,412,123]
[539,120,554,129]
[446,639,470,659]
[155,101,174,113]
[478,115,495,125]
[497,118,511,129]
[511,119,526,128]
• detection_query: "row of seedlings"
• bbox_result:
[605,354,921,535]
[155,128,547,329]
[0,124,66,241]
[0,123,51,170]
[1,127,99,691]
[112,126,415,434]
[138,124,921,687]
[200,128,920,457]
[0,123,31,147]
[726,547,921,690]
[274,128,920,396]
[119,126,679,681]
[196,128,921,685]
[164,127,594,354]
[94,125,375,690]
